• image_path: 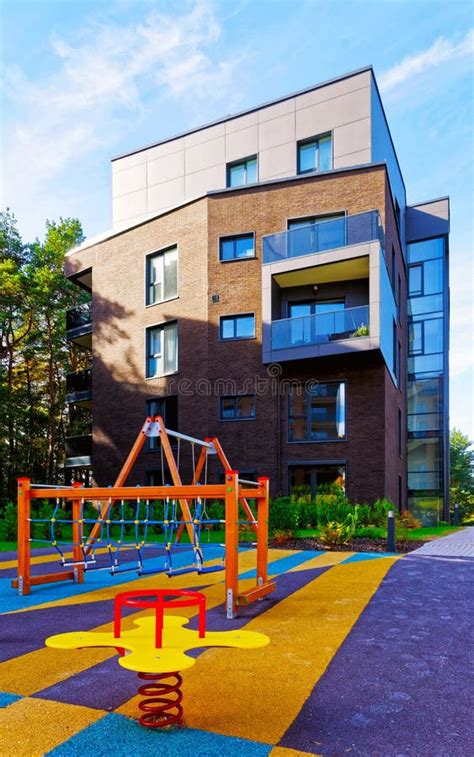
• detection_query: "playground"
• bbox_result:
[0,418,472,755]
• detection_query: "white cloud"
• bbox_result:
[379,29,474,93]
[1,1,243,222]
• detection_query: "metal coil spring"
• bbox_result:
[137,671,183,728]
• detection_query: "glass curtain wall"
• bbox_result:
[407,236,448,523]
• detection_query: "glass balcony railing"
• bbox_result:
[66,369,92,405]
[271,305,369,351]
[263,210,384,264]
[66,302,92,333]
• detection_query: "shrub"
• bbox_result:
[297,501,318,529]
[290,484,312,505]
[355,526,385,539]
[398,509,421,529]
[316,490,352,527]
[319,505,360,547]
[272,529,294,545]
[320,521,351,546]
[354,504,372,526]
[269,496,299,533]
[371,497,395,526]
[351,324,369,337]
[4,501,17,542]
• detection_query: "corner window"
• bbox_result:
[220,314,255,340]
[227,156,257,188]
[297,134,332,174]
[288,382,346,441]
[146,322,178,378]
[220,395,256,420]
[219,233,255,262]
[146,246,178,306]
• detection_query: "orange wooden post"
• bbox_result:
[210,437,258,536]
[72,484,84,584]
[256,477,270,589]
[17,478,31,596]
[225,470,239,619]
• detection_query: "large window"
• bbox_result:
[219,234,255,262]
[288,382,346,441]
[146,246,178,306]
[146,396,178,450]
[220,395,256,420]
[227,156,257,188]
[297,134,332,174]
[146,322,178,378]
[220,313,255,340]
[288,299,345,345]
[289,463,345,497]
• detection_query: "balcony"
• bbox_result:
[263,210,384,264]
[66,302,92,349]
[66,369,92,407]
[271,305,369,351]
[65,434,92,468]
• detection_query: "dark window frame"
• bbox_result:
[287,381,347,444]
[145,320,178,379]
[219,232,256,263]
[226,155,258,188]
[145,245,178,307]
[287,461,347,497]
[296,132,333,175]
[219,313,256,341]
[219,394,256,421]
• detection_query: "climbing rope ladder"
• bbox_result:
[14,416,275,618]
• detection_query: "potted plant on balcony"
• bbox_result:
[350,323,369,338]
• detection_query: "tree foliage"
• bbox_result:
[0,209,87,505]
[450,428,474,522]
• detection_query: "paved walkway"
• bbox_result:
[411,526,474,557]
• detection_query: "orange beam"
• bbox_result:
[12,570,76,589]
[17,478,31,596]
[30,485,229,501]
[256,476,270,588]
[237,582,276,605]
[72,490,85,584]
[225,470,239,619]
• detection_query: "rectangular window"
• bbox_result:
[289,463,346,497]
[220,395,256,421]
[146,246,178,306]
[227,156,257,188]
[397,274,402,321]
[409,322,423,355]
[391,245,396,287]
[220,313,255,340]
[289,382,346,442]
[408,264,422,296]
[287,213,345,254]
[392,320,397,377]
[146,322,178,378]
[146,396,178,449]
[297,134,332,174]
[219,233,254,262]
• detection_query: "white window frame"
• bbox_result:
[145,245,179,307]
[145,321,178,379]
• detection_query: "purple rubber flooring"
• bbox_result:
[280,555,474,756]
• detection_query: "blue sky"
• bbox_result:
[1,0,473,436]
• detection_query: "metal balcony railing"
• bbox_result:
[66,302,92,333]
[66,369,92,404]
[263,210,384,264]
[271,305,369,350]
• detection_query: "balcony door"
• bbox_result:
[287,214,346,257]
[288,299,345,345]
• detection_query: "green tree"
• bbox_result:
[450,428,474,522]
[0,210,87,505]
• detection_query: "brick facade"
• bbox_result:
[65,164,407,505]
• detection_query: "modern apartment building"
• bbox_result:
[64,66,450,522]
